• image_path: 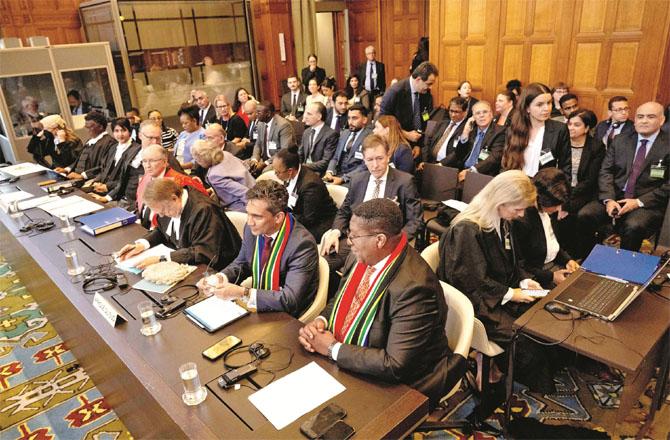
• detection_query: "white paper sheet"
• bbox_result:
[40,195,103,218]
[1,162,50,177]
[18,195,60,210]
[0,191,34,212]
[442,199,469,212]
[115,244,175,274]
[248,361,346,430]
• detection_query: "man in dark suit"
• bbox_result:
[299,198,460,409]
[280,74,308,122]
[380,61,438,156]
[578,101,668,251]
[194,90,217,127]
[235,100,259,160]
[63,110,115,180]
[299,102,339,175]
[249,101,296,174]
[116,178,241,270]
[594,96,635,148]
[420,97,468,168]
[274,147,337,241]
[325,91,350,132]
[67,90,92,115]
[321,134,422,272]
[453,100,506,181]
[198,180,319,318]
[324,104,372,185]
[357,45,386,98]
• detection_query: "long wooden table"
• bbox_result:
[0,170,428,438]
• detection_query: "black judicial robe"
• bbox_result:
[143,188,241,270]
[96,142,141,191]
[72,133,117,178]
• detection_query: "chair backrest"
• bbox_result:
[471,318,504,357]
[299,256,330,323]
[461,172,494,203]
[440,281,474,358]
[421,164,458,201]
[326,184,348,209]
[225,211,247,238]
[420,241,440,273]
[256,170,282,183]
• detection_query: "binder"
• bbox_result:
[581,244,660,285]
[79,207,137,236]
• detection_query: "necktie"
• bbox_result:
[339,266,376,340]
[307,129,316,160]
[371,63,376,90]
[413,92,422,130]
[334,114,342,131]
[372,178,382,199]
[434,122,456,160]
[345,131,356,153]
[292,94,297,113]
[607,121,621,146]
[465,129,486,168]
[260,237,274,271]
[624,139,649,198]
[200,109,205,125]
[249,120,255,137]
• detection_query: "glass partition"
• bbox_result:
[0,74,60,138]
[62,68,118,128]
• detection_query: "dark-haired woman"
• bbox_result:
[513,168,580,288]
[321,77,337,109]
[232,87,254,127]
[301,54,326,89]
[502,82,570,178]
[457,80,479,118]
[494,91,515,129]
[345,74,371,110]
[148,109,178,149]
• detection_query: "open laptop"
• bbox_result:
[553,245,666,321]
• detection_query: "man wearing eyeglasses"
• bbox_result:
[136,144,207,229]
[594,96,635,148]
[299,198,460,410]
[419,96,468,170]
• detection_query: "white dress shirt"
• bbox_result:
[363,167,389,201]
[538,211,560,264]
[522,125,545,177]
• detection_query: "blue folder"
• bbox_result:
[582,245,660,285]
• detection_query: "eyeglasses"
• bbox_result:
[612,107,630,113]
[141,158,165,165]
[141,134,162,142]
[346,232,382,244]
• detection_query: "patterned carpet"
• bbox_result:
[0,257,132,440]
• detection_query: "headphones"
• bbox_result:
[19,219,55,233]
[249,342,271,360]
[224,342,271,369]
[82,273,128,294]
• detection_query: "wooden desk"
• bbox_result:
[504,270,670,437]
[0,170,428,438]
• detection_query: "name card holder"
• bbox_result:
[93,293,127,327]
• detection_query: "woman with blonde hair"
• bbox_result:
[27,114,83,169]
[372,115,414,174]
[437,170,559,395]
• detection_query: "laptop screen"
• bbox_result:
[582,245,660,285]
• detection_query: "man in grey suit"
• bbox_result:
[198,180,319,318]
[323,104,372,185]
[249,100,296,175]
[321,134,422,272]
[280,74,308,122]
[299,102,339,176]
[578,101,668,252]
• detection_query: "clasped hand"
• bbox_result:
[298,319,335,356]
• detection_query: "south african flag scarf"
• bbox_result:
[328,233,407,346]
[251,213,295,290]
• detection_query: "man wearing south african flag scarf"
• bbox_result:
[299,198,463,409]
[201,180,319,317]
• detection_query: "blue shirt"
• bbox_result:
[175,128,206,164]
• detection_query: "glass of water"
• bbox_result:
[59,214,75,234]
[179,361,207,406]
[137,301,162,336]
[64,249,85,276]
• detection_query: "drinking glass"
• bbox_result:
[137,301,162,336]
[179,361,207,405]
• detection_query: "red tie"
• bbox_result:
[624,139,649,198]
[339,266,375,340]
[260,237,273,270]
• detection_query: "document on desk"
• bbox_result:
[115,244,175,274]
[248,361,346,430]
[18,195,60,210]
[1,162,49,177]
[0,190,34,212]
[40,195,102,218]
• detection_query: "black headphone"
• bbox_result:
[249,342,271,360]
[19,220,55,233]
[223,342,271,369]
[82,276,117,294]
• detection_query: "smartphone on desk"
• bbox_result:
[202,335,241,361]
[300,403,347,439]
[321,420,355,440]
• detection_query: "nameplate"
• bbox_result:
[92,293,127,327]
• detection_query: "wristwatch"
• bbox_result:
[159,255,167,262]
[327,341,337,360]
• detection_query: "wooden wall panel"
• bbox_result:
[0,0,83,45]
[430,0,670,120]
[346,0,379,72]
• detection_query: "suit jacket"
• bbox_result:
[326,128,372,180]
[323,244,459,409]
[144,188,241,270]
[454,123,506,174]
[207,151,256,212]
[290,166,337,241]
[252,114,296,162]
[72,133,116,177]
[280,91,308,119]
[199,105,217,127]
[301,66,326,88]
[299,124,339,175]
[513,207,572,287]
[594,119,635,147]
[422,118,466,166]
[380,77,433,132]
[438,220,531,342]
[333,167,422,240]
[325,108,347,133]
[563,135,606,213]
[222,219,319,317]
[536,119,571,175]
[357,60,386,94]
[598,130,669,207]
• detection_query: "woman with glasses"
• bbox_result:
[213,95,247,143]
[147,109,178,149]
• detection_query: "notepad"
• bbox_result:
[115,244,175,274]
[1,162,49,177]
[183,295,249,332]
[40,195,102,218]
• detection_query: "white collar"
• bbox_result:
[368,167,389,183]
[88,131,106,145]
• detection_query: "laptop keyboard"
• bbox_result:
[578,279,629,315]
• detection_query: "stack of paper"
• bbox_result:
[1,163,49,177]
[40,195,103,218]
[115,244,175,274]
[0,191,34,212]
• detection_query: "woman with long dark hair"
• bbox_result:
[502,82,570,177]
[345,74,370,110]
[147,109,178,149]
[232,87,255,127]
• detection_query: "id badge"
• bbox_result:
[478,149,490,161]
[422,111,430,122]
[354,97,360,103]
[650,163,666,179]
[268,141,278,153]
[371,73,378,79]
[354,151,364,160]
[252,131,258,140]
[539,150,555,165]
[297,105,304,112]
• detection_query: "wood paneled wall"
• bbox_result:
[429,0,670,118]
[0,0,83,45]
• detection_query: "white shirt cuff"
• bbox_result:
[637,199,644,208]
[316,316,328,326]
[331,342,342,361]
[501,288,514,305]
[105,195,112,202]
[81,171,88,179]
[64,167,72,173]
[469,166,478,173]
[519,279,533,289]
[247,288,257,309]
